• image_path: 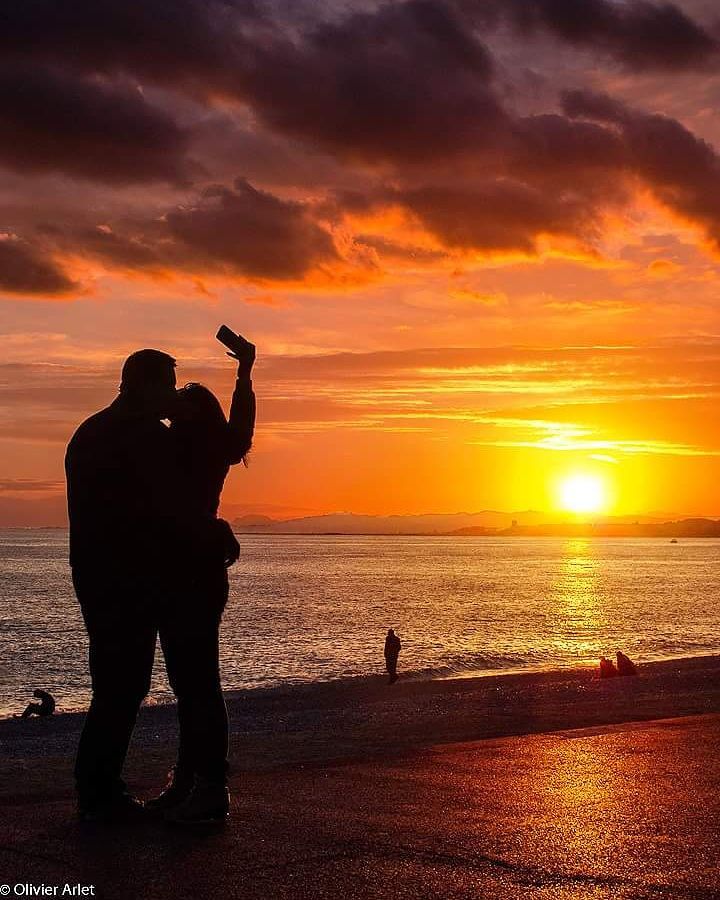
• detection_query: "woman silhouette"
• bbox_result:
[148,341,256,824]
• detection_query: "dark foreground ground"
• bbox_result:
[2,657,720,899]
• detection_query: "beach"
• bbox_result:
[2,656,720,898]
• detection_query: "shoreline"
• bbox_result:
[3,653,719,772]
[2,647,717,723]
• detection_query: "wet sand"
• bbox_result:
[2,656,720,898]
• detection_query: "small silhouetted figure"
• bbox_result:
[616,651,638,676]
[20,689,55,718]
[599,656,618,678]
[384,629,401,684]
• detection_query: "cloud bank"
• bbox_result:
[1,0,719,296]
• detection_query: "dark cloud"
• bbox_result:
[0,0,714,186]
[461,0,718,70]
[397,180,597,254]
[3,0,712,99]
[44,179,339,281]
[59,224,166,270]
[0,62,192,184]
[0,0,263,92]
[166,179,338,278]
[321,115,632,257]
[240,0,505,164]
[0,238,75,295]
[1,0,719,282]
[0,0,504,167]
[322,86,720,259]
[563,90,720,249]
[507,114,627,182]
[23,83,720,281]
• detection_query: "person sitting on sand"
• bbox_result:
[384,629,401,684]
[616,651,638,676]
[599,656,618,679]
[20,689,55,718]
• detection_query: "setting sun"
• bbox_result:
[558,474,607,515]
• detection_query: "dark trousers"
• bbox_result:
[160,566,228,786]
[73,565,228,806]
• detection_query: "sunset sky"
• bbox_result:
[2,0,720,525]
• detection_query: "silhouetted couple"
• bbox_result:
[599,651,638,679]
[65,335,255,824]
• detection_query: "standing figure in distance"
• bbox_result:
[384,628,401,684]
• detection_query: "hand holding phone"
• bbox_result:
[216,325,256,376]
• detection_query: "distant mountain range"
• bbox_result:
[231,511,720,536]
[232,510,547,534]
[1,502,717,536]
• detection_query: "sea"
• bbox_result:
[1,529,719,717]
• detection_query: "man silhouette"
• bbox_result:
[66,349,226,822]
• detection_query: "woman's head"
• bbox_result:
[173,383,227,432]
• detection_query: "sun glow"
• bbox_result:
[558,474,607,514]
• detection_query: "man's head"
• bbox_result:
[120,349,177,416]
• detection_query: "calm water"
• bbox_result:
[1,529,719,716]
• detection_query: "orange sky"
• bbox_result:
[2,0,720,524]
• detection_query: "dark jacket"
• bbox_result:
[65,396,188,572]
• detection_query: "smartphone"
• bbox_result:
[216,325,246,356]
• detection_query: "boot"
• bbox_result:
[78,792,147,825]
[145,766,194,814]
[163,776,230,825]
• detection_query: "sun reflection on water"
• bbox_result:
[550,539,607,662]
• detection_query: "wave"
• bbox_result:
[400,650,571,682]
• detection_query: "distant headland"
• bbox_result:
[230,511,720,538]
[3,510,719,538]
